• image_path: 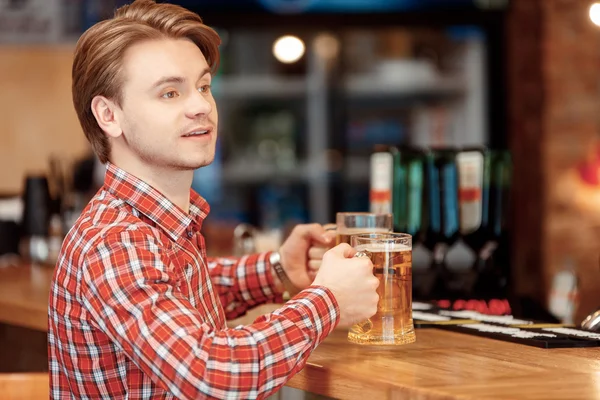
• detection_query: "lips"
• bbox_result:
[182,128,211,137]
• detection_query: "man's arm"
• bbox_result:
[81,229,339,400]
[207,223,336,320]
[206,253,286,320]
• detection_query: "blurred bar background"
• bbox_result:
[1,0,600,385]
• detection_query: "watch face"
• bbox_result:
[270,252,281,266]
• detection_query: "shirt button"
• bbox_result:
[187,231,194,238]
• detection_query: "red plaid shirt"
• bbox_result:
[48,163,340,399]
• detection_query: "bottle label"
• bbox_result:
[370,152,393,214]
[457,151,484,234]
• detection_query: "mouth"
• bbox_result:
[182,127,213,138]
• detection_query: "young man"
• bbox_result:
[48,1,379,398]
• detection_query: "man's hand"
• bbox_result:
[307,223,336,280]
[312,243,379,328]
[278,223,333,291]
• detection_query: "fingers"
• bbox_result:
[308,255,323,281]
[292,223,336,246]
[322,229,337,244]
[308,246,328,260]
[293,223,332,246]
[326,243,357,259]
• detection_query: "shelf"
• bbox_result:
[221,161,312,183]
[220,156,372,184]
[211,74,463,102]
[213,76,307,99]
[343,156,371,182]
[344,75,465,100]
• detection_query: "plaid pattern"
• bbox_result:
[48,163,340,399]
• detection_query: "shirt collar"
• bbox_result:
[103,162,210,241]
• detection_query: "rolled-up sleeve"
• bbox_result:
[207,252,284,320]
[80,229,340,400]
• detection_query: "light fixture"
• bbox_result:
[272,35,305,64]
[590,2,600,26]
[314,33,340,60]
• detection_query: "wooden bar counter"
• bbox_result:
[0,263,53,332]
[2,264,600,399]
[288,329,600,400]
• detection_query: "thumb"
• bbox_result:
[320,230,337,245]
[328,243,357,259]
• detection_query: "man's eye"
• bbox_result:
[161,91,179,99]
[198,85,211,94]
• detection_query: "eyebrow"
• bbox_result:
[150,67,211,90]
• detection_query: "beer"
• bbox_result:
[336,227,390,246]
[348,242,416,345]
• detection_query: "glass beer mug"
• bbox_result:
[349,233,416,345]
[335,212,393,245]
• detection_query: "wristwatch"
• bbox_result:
[269,251,289,284]
[269,251,294,299]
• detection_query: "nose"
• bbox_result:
[185,89,213,118]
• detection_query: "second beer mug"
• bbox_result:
[336,212,393,245]
[349,233,416,345]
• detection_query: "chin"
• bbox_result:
[173,157,215,171]
[195,154,216,169]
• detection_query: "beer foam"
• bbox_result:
[355,242,412,252]
[338,227,391,234]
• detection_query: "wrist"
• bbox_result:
[269,251,289,297]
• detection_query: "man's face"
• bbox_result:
[115,38,218,171]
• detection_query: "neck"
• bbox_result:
[110,155,194,214]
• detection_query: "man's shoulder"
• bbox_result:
[62,190,164,261]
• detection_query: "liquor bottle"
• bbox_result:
[419,147,460,299]
[392,147,424,242]
[370,145,394,214]
[455,147,489,296]
[490,150,512,287]
[457,147,487,251]
[422,148,460,255]
[471,149,512,298]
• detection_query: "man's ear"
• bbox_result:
[90,95,123,138]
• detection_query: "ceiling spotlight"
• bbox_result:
[273,35,305,63]
[590,3,600,26]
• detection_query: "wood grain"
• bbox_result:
[0,373,49,399]
[287,329,600,400]
[0,264,54,332]
[4,264,600,399]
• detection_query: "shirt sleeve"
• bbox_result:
[80,229,340,400]
[206,252,284,320]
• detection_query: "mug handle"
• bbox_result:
[354,251,368,258]
[324,223,337,232]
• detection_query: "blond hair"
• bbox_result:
[72,0,221,164]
